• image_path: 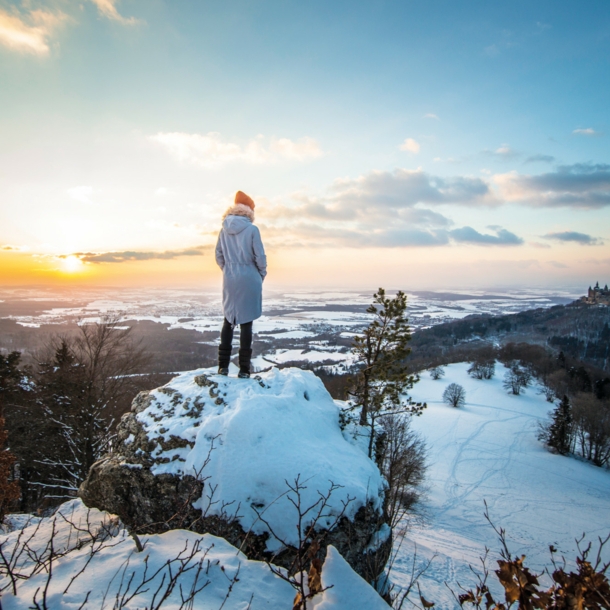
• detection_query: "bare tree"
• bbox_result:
[443,383,466,408]
[7,317,150,511]
[502,362,531,396]
[572,393,610,467]
[429,366,445,380]
[375,414,427,529]
[467,347,496,380]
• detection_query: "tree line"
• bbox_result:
[0,318,153,516]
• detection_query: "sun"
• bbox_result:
[61,255,84,273]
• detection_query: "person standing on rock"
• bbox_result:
[215,191,267,378]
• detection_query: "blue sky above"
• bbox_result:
[0,0,608,289]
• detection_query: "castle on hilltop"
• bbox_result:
[583,281,610,305]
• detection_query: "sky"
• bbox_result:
[0,0,609,291]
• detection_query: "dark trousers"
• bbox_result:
[220,318,253,351]
[218,318,253,372]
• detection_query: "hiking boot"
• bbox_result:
[218,346,232,371]
[238,348,253,379]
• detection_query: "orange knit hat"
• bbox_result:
[235,190,255,210]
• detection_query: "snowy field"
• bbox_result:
[1,286,577,333]
[392,362,610,608]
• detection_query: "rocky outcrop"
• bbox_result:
[79,367,391,580]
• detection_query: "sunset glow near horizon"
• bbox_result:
[0,0,609,291]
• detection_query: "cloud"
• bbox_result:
[0,7,67,55]
[1,244,29,252]
[269,137,324,161]
[449,226,523,246]
[329,168,493,208]
[400,138,420,154]
[543,231,601,245]
[548,261,568,268]
[524,154,555,164]
[260,169,520,249]
[70,246,208,264]
[149,132,324,168]
[67,186,95,205]
[573,128,601,137]
[494,163,610,208]
[89,0,140,25]
[423,113,439,120]
[485,144,520,160]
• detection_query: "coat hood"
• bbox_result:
[223,214,252,235]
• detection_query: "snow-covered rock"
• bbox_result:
[310,546,391,609]
[0,500,390,609]
[79,367,390,580]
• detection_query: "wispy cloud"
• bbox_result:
[485,144,520,160]
[1,244,29,252]
[0,6,67,55]
[399,138,420,154]
[573,128,601,137]
[149,132,324,168]
[543,231,602,245]
[524,154,555,164]
[495,163,610,208]
[68,246,208,264]
[423,113,439,120]
[89,0,140,25]
[449,226,523,246]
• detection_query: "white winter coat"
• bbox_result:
[215,207,267,325]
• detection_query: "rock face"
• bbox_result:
[79,367,391,580]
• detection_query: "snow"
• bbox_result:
[0,503,391,609]
[136,367,385,553]
[392,362,610,608]
[0,505,294,609]
[260,330,316,339]
[310,546,390,609]
[0,514,41,535]
[263,348,351,365]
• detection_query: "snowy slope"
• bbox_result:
[392,362,610,608]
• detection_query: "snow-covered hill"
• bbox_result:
[393,362,610,608]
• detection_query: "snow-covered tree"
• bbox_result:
[443,383,466,408]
